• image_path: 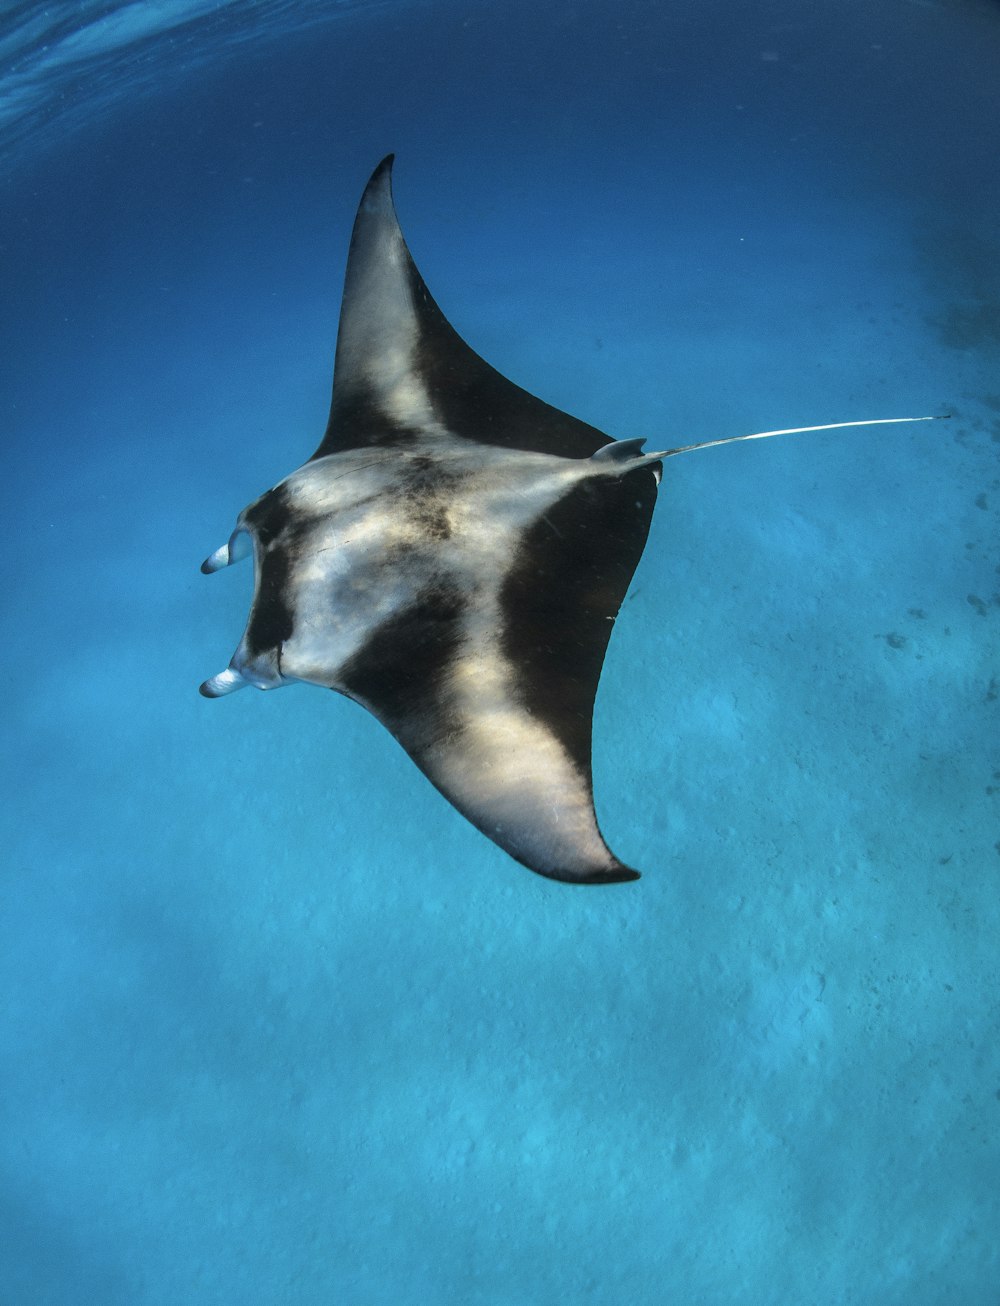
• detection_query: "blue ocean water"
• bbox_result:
[2,0,998,1301]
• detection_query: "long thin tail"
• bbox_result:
[646,413,950,461]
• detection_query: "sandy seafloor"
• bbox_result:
[1,0,998,1302]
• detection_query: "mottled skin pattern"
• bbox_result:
[201,159,941,880]
[201,156,658,883]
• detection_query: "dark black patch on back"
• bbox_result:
[313,228,616,461]
[339,582,465,737]
[241,484,307,657]
[246,545,295,656]
[404,468,454,542]
[499,470,658,778]
[404,263,610,457]
[387,453,458,543]
[243,484,294,547]
[414,503,451,540]
[317,383,427,457]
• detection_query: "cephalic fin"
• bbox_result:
[201,530,251,574]
[199,667,249,698]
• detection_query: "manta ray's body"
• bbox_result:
[201,156,939,883]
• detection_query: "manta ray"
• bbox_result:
[200,156,940,884]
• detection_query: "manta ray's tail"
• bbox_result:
[592,413,950,473]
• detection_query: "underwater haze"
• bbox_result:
[2,0,999,1301]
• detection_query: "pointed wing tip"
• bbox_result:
[352,153,399,226]
[366,153,396,192]
[589,865,642,885]
[543,862,642,885]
